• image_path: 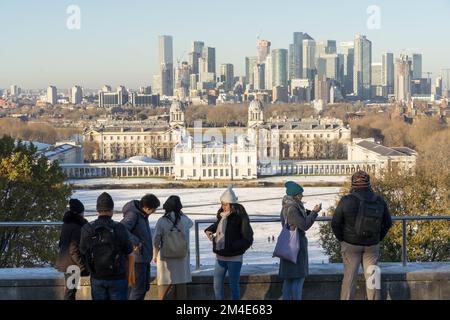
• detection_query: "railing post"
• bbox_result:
[195,221,200,270]
[402,220,407,267]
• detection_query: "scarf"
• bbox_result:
[215,210,231,251]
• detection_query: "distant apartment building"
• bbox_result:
[394,55,412,103]
[71,85,83,104]
[98,86,129,108]
[47,86,57,105]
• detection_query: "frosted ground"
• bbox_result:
[74,186,342,267]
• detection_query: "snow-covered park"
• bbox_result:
[73,186,342,267]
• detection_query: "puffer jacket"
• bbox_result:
[205,204,254,257]
[331,188,392,246]
[121,200,153,264]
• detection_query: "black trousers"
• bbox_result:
[128,263,151,300]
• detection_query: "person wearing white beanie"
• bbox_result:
[205,186,253,300]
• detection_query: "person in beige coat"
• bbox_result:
[152,195,193,300]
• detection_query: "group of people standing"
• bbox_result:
[56,170,392,301]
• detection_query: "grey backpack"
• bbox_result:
[352,193,385,243]
[161,216,187,259]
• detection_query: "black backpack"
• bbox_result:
[351,193,385,243]
[86,221,121,278]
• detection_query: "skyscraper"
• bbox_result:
[47,86,57,105]
[303,40,316,80]
[257,40,271,64]
[382,52,394,95]
[189,41,204,75]
[265,55,272,90]
[10,84,19,97]
[292,32,313,79]
[71,85,83,104]
[394,55,412,103]
[353,34,372,100]
[159,35,174,96]
[253,64,265,91]
[288,44,295,80]
[271,49,288,88]
[316,40,337,57]
[412,53,422,80]
[220,63,234,91]
[175,62,191,98]
[340,41,354,95]
[245,56,257,85]
[200,47,216,77]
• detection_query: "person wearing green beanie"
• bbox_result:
[278,181,322,300]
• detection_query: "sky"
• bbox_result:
[0,0,449,90]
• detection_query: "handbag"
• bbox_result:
[160,216,187,259]
[272,223,300,264]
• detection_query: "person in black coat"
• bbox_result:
[331,171,392,300]
[56,199,88,300]
[205,186,253,300]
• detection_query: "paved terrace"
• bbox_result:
[1,263,449,300]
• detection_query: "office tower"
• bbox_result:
[412,53,422,80]
[353,34,372,100]
[245,56,258,85]
[159,35,174,96]
[10,84,19,96]
[152,75,161,95]
[220,63,234,91]
[394,55,412,102]
[99,86,128,108]
[117,86,128,105]
[291,79,312,102]
[303,40,316,80]
[411,78,432,95]
[371,63,384,98]
[200,47,216,78]
[139,86,152,94]
[292,32,312,79]
[265,55,272,89]
[175,62,191,98]
[340,41,354,95]
[288,44,295,80]
[257,39,271,64]
[320,54,340,82]
[101,85,112,93]
[315,74,331,103]
[382,52,394,95]
[316,40,337,58]
[435,77,443,98]
[71,85,83,104]
[190,74,198,91]
[47,86,57,105]
[253,64,265,91]
[271,49,288,88]
[189,41,204,75]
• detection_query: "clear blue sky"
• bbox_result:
[1,0,449,89]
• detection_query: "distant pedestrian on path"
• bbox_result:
[331,171,392,300]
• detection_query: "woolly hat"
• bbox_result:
[69,199,84,214]
[96,192,114,212]
[285,181,304,197]
[220,185,238,204]
[351,171,371,189]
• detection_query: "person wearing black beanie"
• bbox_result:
[79,192,133,300]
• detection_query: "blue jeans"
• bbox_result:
[282,278,305,300]
[213,260,243,300]
[128,263,150,300]
[91,277,128,300]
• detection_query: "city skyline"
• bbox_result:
[1,0,449,89]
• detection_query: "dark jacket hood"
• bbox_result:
[122,200,147,218]
[63,211,87,226]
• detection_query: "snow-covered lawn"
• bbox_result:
[74,187,341,266]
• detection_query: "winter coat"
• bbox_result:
[79,216,134,280]
[331,188,392,246]
[204,204,254,257]
[278,196,318,279]
[153,212,193,285]
[121,200,153,264]
[56,211,89,275]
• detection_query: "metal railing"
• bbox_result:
[194,215,450,270]
[1,215,449,269]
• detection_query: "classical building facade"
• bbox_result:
[84,100,186,161]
